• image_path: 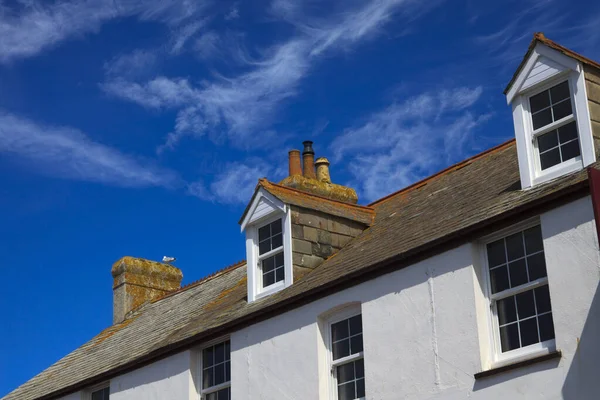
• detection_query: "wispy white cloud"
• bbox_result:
[104,0,443,152]
[194,31,221,60]
[0,111,180,188]
[104,49,157,79]
[187,158,277,204]
[0,0,209,63]
[171,20,207,54]
[224,3,239,20]
[330,87,491,202]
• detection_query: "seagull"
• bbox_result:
[162,256,176,263]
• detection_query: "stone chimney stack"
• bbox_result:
[315,157,331,183]
[302,141,316,179]
[111,256,183,324]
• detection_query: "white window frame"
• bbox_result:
[479,219,556,367]
[83,382,110,400]
[509,44,595,189]
[196,337,231,400]
[324,305,365,400]
[244,197,293,303]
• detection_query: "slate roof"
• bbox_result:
[5,136,598,400]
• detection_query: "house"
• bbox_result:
[4,32,600,399]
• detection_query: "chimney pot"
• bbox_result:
[288,149,302,176]
[111,256,182,324]
[315,157,331,183]
[302,141,316,179]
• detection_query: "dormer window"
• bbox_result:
[258,218,285,288]
[528,81,581,171]
[240,187,293,302]
[506,34,596,189]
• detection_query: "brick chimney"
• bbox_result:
[279,141,358,204]
[111,256,183,323]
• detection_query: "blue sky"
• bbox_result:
[1,0,599,395]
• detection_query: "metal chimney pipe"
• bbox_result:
[302,141,316,179]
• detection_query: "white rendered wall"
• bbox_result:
[109,350,196,400]
[232,196,600,399]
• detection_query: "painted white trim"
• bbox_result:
[240,188,286,232]
[245,207,293,303]
[82,382,110,400]
[478,219,557,366]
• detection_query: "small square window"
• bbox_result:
[201,340,231,399]
[329,313,365,400]
[91,387,110,400]
[485,224,555,358]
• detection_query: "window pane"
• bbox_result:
[532,108,553,130]
[490,265,510,294]
[263,256,275,273]
[505,233,524,261]
[552,99,572,121]
[535,285,552,314]
[275,267,285,282]
[530,90,550,113]
[214,363,226,385]
[271,219,282,235]
[203,347,214,367]
[225,341,231,360]
[523,226,543,254]
[540,148,561,170]
[487,239,506,267]
[538,131,558,153]
[333,339,350,360]
[263,271,275,287]
[520,317,539,347]
[560,139,581,162]
[215,342,225,364]
[527,253,547,280]
[500,323,520,352]
[497,297,517,326]
[337,362,355,383]
[516,290,536,319]
[332,320,349,341]
[225,361,231,382]
[258,224,270,242]
[558,121,578,142]
[206,392,217,400]
[509,259,528,287]
[203,367,214,389]
[271,233,283,249]
[91,388,109,400]
[217,387,231,400]
[356,378,366,398]
[550,81,570,103]
[275,252,284,268]
[338,382,355,400]
[355,359,365,379]
[349,315,363,335]
[350,334,363,355]
[259,239,271,255]
[539,313,556,342]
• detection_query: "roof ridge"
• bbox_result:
[259,178,375,211]
[150,260,246,303]
[369,139,516,207]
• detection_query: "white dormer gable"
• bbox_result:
[240,187,293,302]
[507,38,596,188]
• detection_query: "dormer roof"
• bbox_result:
[504,32,600,96]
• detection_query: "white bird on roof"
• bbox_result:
[162,256,176,263]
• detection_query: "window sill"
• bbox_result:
[474,350,562,379]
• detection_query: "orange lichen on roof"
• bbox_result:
[91,314,140,347]
[504,32,600,94]
[370,139,516,207]
[259,178,376,225]
[151,260,246,304]
[204,276,247,311]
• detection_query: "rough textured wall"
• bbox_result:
[110,351,196,400]
[290,205,366,275]
[232,196,600,400]
[584,65,600,138]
